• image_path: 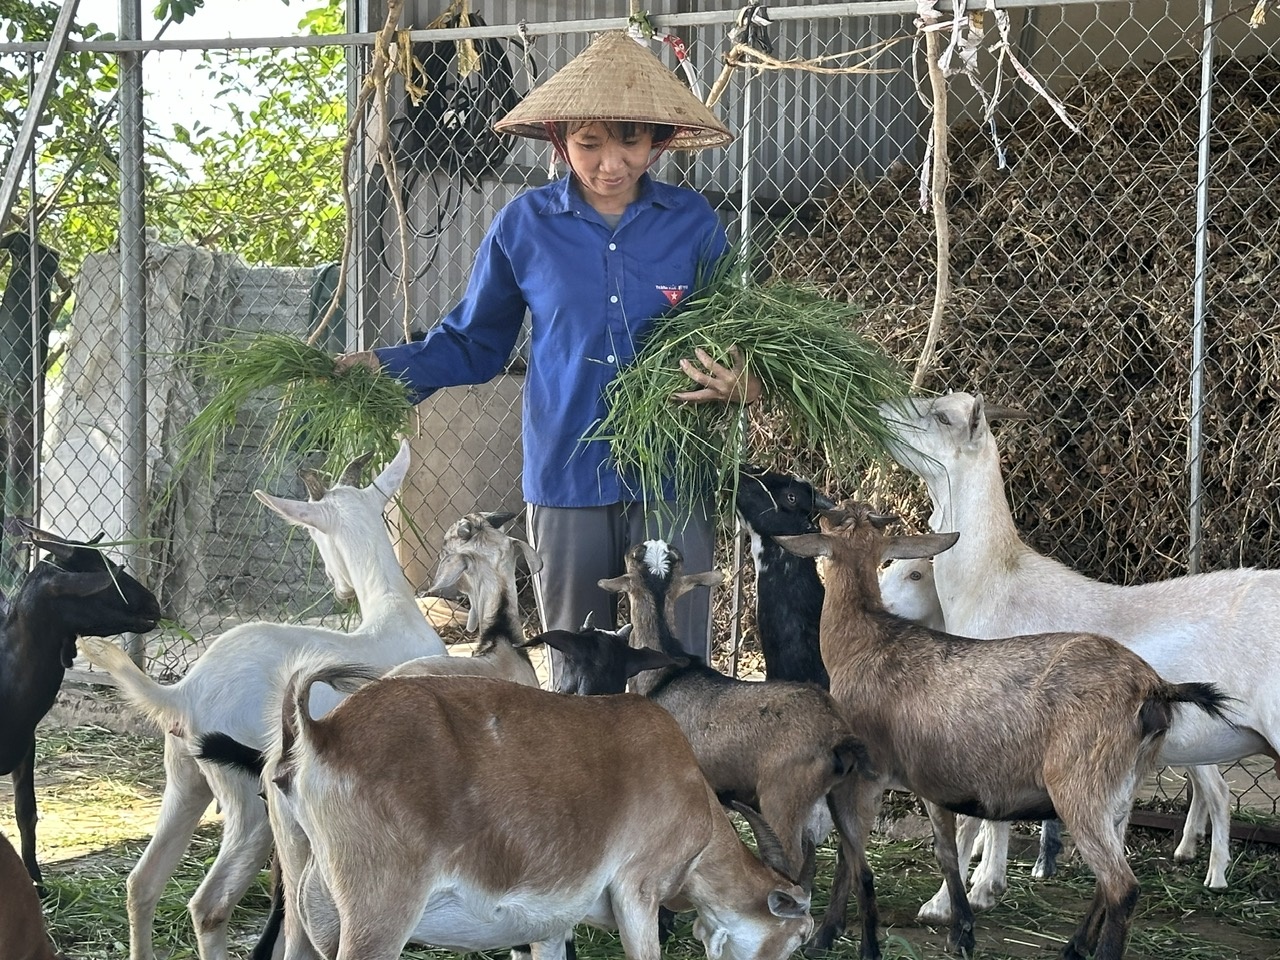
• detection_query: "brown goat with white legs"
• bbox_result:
[269,665,814,960]
[779,504,1233,960]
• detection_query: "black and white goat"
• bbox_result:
[734,466,834,688]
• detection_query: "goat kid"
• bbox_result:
[882,391,1280,908]
[585,541,870,951]
[779,504,1232,960]
[734,466,835,688]
[0,829,66,960]
[385,510,540,686]
[265,665,814,960]
[76,441,446,960]
[1,523,160,893]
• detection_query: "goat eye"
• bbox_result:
[909,571,922,581]
[785,493,798,505]
[934,412,951,426]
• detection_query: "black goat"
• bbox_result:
[735,466,834,688]
[0,523,161,893]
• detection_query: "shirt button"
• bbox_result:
[610,295,619,303]
[607,354,616,363]
[608,243,617,251]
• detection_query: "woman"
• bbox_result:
[337,31,758,665]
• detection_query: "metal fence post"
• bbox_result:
[1188,0,1217,576]
[118,0,149,663]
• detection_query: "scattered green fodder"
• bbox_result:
[590,262,907,516]
[21,727,1280,960]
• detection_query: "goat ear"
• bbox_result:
[968,393,985,439]
[51,570,115,597]
[425,554,467,600]
[338,451,376,487]
[767,888,812,920]
[298,468,329,502]
[483,511,519,529]
[597,575,629,595]
[255,490,331,532]
[672,568,724,600]
[513,538,544,575]
[882,531,959,562]
[28,536,76,561]
[775,534,830,559]
[370,440,412,500]
[694,920,730,960]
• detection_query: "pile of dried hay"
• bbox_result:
[764,55,1280,586]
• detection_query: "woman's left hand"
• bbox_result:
[672,346,763,405]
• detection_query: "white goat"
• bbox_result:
[386,510,541,686]
[264,665,815,960]
[77,441,447,960]
[877,558,944,631]
[881,391,1280,919]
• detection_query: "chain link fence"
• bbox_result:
[3,0,1278,822]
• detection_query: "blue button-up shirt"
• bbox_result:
[375,174,727,508]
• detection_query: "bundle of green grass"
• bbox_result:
[592,271,907,511]
[175,331,413,483]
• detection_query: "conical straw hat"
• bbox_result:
[494,31,732,151]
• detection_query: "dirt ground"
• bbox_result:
[4,719,1280,960]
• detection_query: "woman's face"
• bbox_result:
[564,122,655,215]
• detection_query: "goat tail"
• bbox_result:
[195,732,266,777]
[281,662,384,759]
[77,636,190,734]
[1139,681,1235,739]
[832,734,875,781]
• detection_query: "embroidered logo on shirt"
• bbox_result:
[656,284,689,306]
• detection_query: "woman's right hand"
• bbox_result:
[334,351,381,374]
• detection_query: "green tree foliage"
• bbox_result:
[2,0,345,284]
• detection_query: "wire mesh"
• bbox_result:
[2,0,1278,821]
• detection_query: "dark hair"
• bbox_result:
[559,120,676,147]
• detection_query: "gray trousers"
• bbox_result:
[527,501,716,679]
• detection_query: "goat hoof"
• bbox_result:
[916,891,952,924]
[967,881,1003,912]
[1031,858,1057,880]
[946,927,975,957]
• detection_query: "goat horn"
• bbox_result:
[868,512,898,530]
[581,611,596,630]
[298,468,329,502]
[484,511,519,529]
[729,801,795,882]
[338,451,376,487]
[797,838,818,894]
[984,404,1032,422]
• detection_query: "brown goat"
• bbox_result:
[0,829,65,960]
[595,541,869,947]
[270,666,814,960]
[779,504,1232,960]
